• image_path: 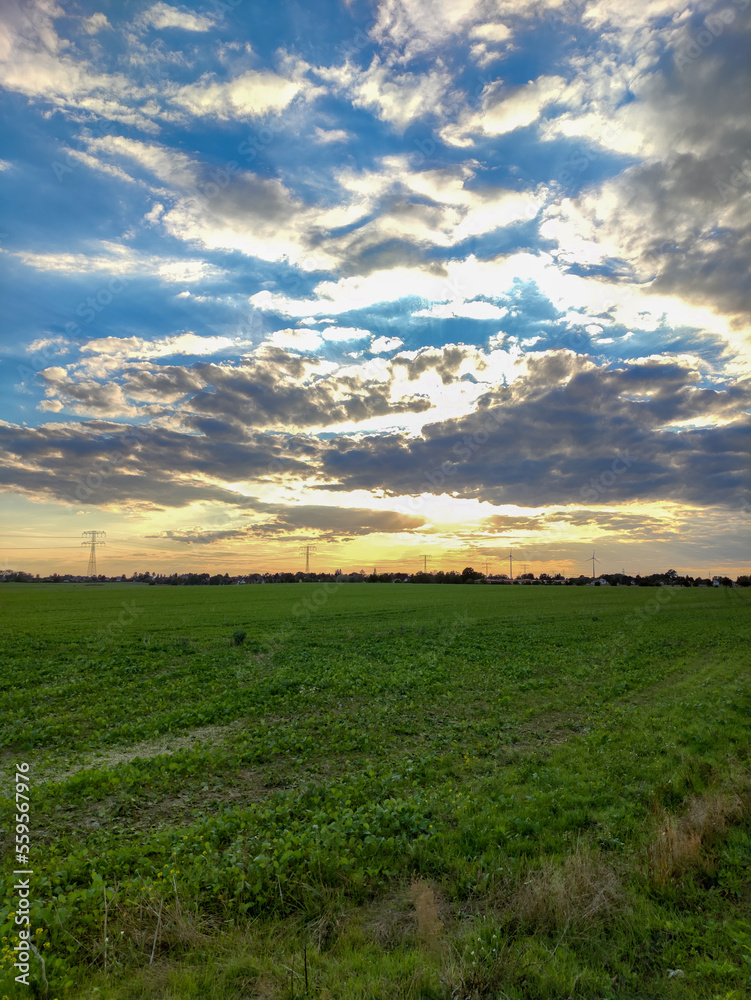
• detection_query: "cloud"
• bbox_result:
[320,326,371,342]
[371,0,485,60]
[442,75,568,146]
[13,241,224,283]
[81,13,111,35]
[2,349,748,533]
[313,126,350,143]
[268,328,323,351]
[37,369,139,417]
[139,3,215,32]
[371,336,404,353]
[534,4,751,331]
[80,139,540,276]
[27,336,72,357]
[153,504,426,543]
[170,66,307,120]
[184,353,435,430]
[0,0,161,131]
[80,333,238,360]
[468,20,513,67]
[346,57,453,130]
[413,300,509,320]
[314,351,751,508]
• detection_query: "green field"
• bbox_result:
[1,583,750,999]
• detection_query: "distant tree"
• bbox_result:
[461,566,484,582]
[736,576,751,587]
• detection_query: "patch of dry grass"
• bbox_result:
[512,847,625,933]
[646,790,745,887]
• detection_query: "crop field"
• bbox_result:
[0,582,750,1000]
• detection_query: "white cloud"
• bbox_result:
[320,326,371,342]
[468,20,513,67]
[414,300,509,320]
[250,250,739,356]
[443,75,568,146]
[313,126,350,143]
[370,336,404,353]
[371,0,485,60]
[139,3,215,32]
[170,67,305,120]
[81,12,111,34]
[81,333,237,360]
[27,335,71,357]
[13,242,224,283]
[0,0,161,132]
[469,22,512,42]
[346,57,453,130]
[268,328,323,351]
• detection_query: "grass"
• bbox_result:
[0,582,749,998]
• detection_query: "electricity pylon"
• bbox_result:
[418,554,432,572]
[82,530,105,577]
[299,543,317,573]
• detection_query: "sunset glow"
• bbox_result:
[1,0,749,577]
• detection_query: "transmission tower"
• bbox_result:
[418,553,432,572]
[483,560,491,576]
[299,543,317,573]
[82,530,105,577]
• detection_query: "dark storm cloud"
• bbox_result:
[2,351,748,514]
[39,349,435,428]
[316,353,751,508]
[187,359,432,428]
[153,506,426,544]
[391,345,472,383]
[0,420,312,508]
[119,365,206,401]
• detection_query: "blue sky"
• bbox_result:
[0,0,749,576]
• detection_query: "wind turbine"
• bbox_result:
[588,550,600,581]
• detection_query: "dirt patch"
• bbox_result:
[19,722,245,785]
[409,880,444,954]
[365,880,446,953]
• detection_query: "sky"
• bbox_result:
[0,0,749,578]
